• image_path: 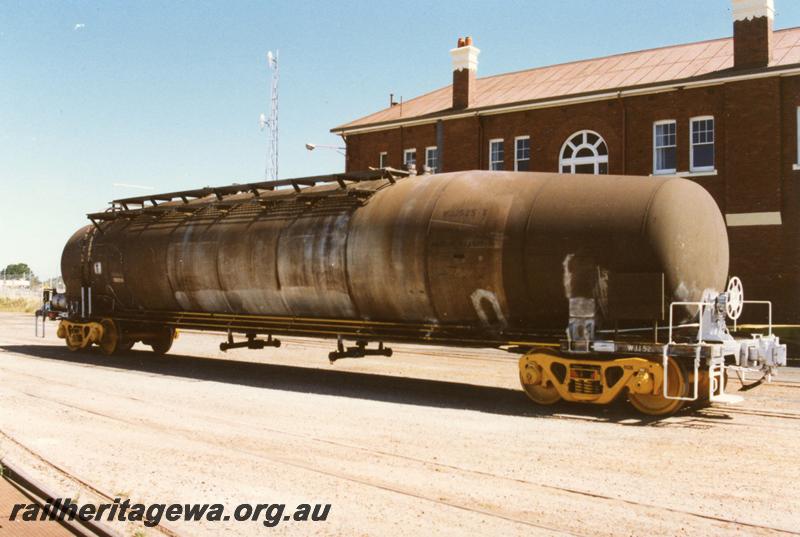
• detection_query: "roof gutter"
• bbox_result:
[331,65,800,136]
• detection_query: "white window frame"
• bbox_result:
[425,146,438,173]
[489,138,504,171]
[379,152,388,168]
[403,148,416,169]
[795,107,800,170]
[514,135,530,171]
[653,120,677,175]
[690,115,715,173]
[559,130,608,174]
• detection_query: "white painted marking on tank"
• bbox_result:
[594,267,609,318]
[174,290,192,310]
[562,253,575,298]
[674,282,689,302]
[470,289,507,328]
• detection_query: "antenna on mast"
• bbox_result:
[259,50,279,181]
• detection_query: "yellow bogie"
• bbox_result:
[57,319,106,353]
[65,338,86,352]
[57,319,175,356]
[519,349,688,416]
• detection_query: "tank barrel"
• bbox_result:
[62,171,728,332]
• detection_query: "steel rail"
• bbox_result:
[1,456,120,537]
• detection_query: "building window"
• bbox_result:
[379,152,388,168]
[425,146,438,173]
[559,130,608,174]
[690,116,715,172]
[796,107,799,167]
[489,139,504,171]
[514,136,530,171]
[403,148,416,170]
[653,120,677,174]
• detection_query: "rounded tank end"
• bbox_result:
[645,178,729,306]
[61,225,93,299]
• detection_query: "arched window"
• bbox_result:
[559,130,608,174]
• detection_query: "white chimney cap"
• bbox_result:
[732,0,774,21]
[450,44,480,72]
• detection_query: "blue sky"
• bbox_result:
[2,0,799,277]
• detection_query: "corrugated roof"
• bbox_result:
[334,27,800,132]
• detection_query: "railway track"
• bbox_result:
[0,429,183,537]
[8,386,580,536]
[3,315,800,535]
[3,366,799,536]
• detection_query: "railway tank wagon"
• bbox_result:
[44,169,786,415]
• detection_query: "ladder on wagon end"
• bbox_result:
[660,282,785,406]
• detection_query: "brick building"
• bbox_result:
[332,0,800,323]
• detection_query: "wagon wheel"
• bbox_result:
[687,368,728,408]
[99,319,120,356]
[114,323,135,352]
[520,372,561,405]
[519,351,561,405]
[147,327,175,355]
[116,339,135,352]
[693,369,710,405]
[628,356,686,416]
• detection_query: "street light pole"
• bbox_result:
[305,143,346,156]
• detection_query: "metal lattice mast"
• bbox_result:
[264,50,279,181]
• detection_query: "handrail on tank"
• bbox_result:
[106,167,410,211]
[84,168,410,227]
[667,300,710,344]
[662,297,777,403]
[667,299,773,340]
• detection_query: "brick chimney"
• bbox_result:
[450,36,480,110]
[732,0,774,69]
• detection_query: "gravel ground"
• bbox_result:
[0,312,799,536]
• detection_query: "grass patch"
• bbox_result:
[0,297,40,313]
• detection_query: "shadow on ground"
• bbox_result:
[1,344,725,426]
